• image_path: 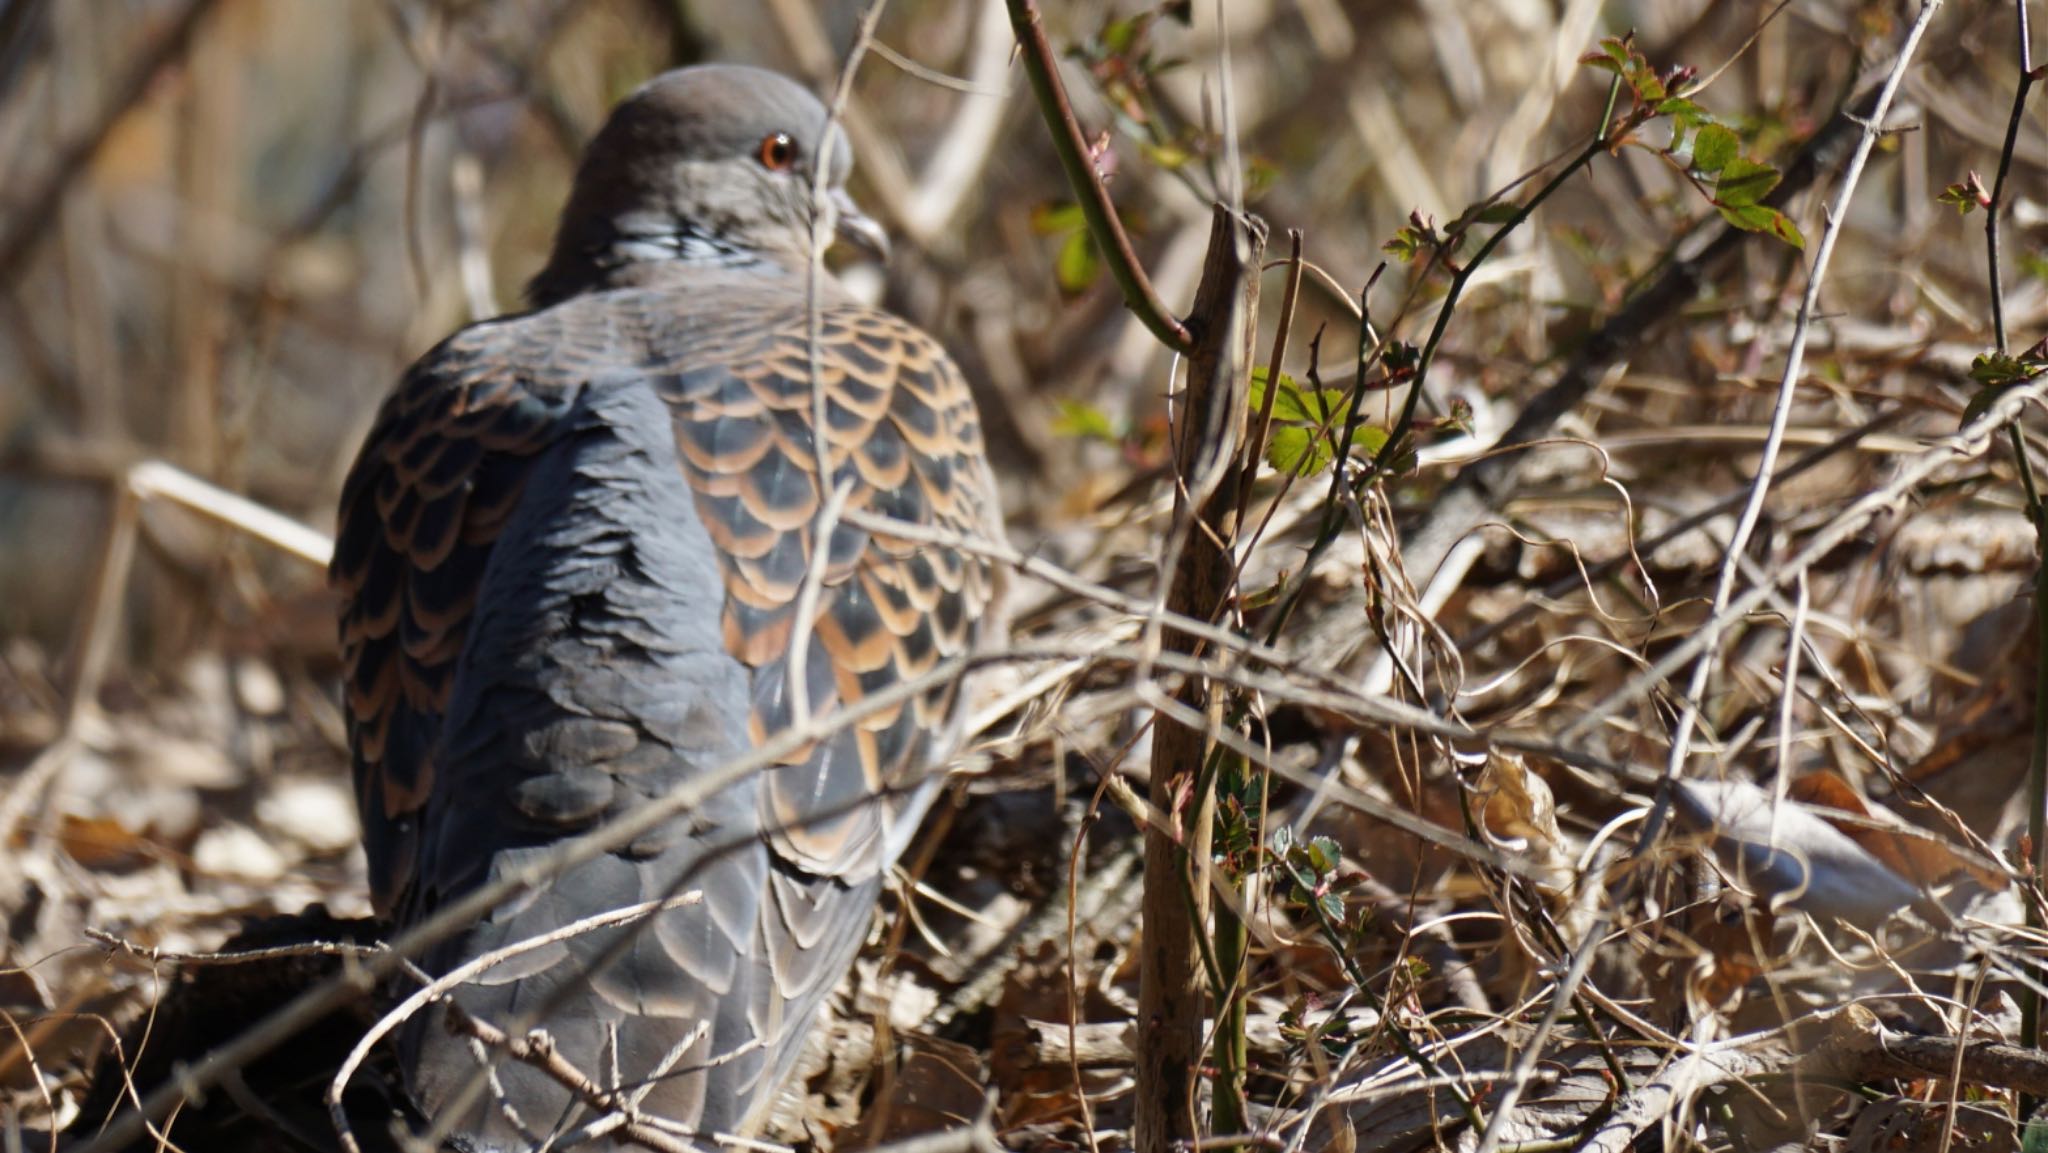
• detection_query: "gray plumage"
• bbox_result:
[333,64,1001,1151]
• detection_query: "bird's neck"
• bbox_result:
[526,217,789,308]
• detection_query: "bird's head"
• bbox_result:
[529,64,887,306]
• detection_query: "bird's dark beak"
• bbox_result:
[831,188,890,262]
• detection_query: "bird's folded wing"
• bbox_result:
[333,288,1000,922]
[656,300,999,885]
[333,314,580,915]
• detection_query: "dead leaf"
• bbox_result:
[56,814,157,872]
[1789,771,2003,890]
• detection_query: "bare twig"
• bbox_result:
[327,893,704,1153]
[125,461,334,568]
[85,929,383,967]
[1582,0,1944,831]
[1003,0,1193,354]
[1469,846,1615,1153]
[792,1,887,733]
[450,151,497,320]
[1349,68,1899,677]
[897,0,1016,249]
[440,1008,701,1153]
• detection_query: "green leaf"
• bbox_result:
[1631,68,1666,103]
[1350,424,1389,455]
[1657,96,1708,127]
[1141,140,1193,169]
[1265,427,1326,476]
[1055,229,1101,294]
[1382,225,1426,263]
[1029,202,1085,235]
[1250,367,1351,426]
[1965,385,2009,427]
[1714,156,1780,208]
[1247,365,1278,412]
[1715,202,1804,249]
[1937,180,1985,215]
[1961,351,2048,425]
[1051,398,1119,442]
[1692,124,1739,174]
[1307,388,1351,425]
[1101,15,1141,54]
[1578,38,1629,75]
[1307,836,1341,875]
[1318,892,1346,923]
[1249,367,1304,421]
[1969,351,2035,387]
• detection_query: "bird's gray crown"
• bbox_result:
[527,64,873,306]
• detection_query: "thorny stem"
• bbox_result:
[1203,751,1250,1144]
[1133,208,1259,1153]
[1278,855,1488,1134]
[1986,0,2034,355]
[2022,428,2048,1109]
[1370,71,1627,480]
[1982,0,2047,1099]
[1003,0,1194,354]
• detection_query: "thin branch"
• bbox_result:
[1003,0,1193,354]
[1354,66,1897,679]
[1135,205,1261,1153]
[328,894,704,1153]
[1984,0,2036,356]
[1371,72,1624,479]
[1980,0,2048,1079]
[85,930,384,967]
[1608,0,1944,854]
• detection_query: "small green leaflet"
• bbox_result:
[1030,203,1104,294]
[1579,36,1803,251]
[1963,350,2048,426]
[1711,156,1802,248]
[1052,398,1119,443]
[1691,124,1739,174]
[1249,367,1390,477]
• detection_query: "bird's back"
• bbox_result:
[332,273,999,1149]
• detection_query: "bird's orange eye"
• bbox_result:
[757,132,796,171]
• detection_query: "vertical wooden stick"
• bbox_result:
[1135,205,1264,1153]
